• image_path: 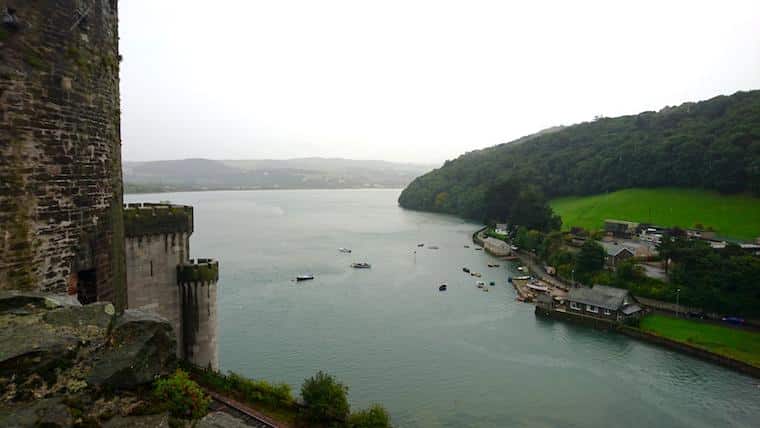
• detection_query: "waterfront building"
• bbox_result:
[565,285,642,322]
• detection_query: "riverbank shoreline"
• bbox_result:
[535,306,760,379]
[471,227,760,379]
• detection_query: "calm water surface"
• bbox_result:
[127,189,760,428]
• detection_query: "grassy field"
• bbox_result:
[549,188,760,240]
[639,314,760,367]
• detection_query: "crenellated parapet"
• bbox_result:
[124,203,193,237]
[177,258,219,285]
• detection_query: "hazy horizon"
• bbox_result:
[120,0,760,164]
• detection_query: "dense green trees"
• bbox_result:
[301,371,351,424]
[575,241,606,281]
[398,90,760,223]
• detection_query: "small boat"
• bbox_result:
[428,246,439,250]
[513,275,530,281]
[510,245,519,251]
[464,245,470,248]
[351,262,371,269]
[296,274,314,281]
[482,287,489,292]
[471,272,482,278]
[338,247,352,253]
[439,284,447,291]
[463,267,470,273]
[489,281,495,286]
[507,276,512,283]
[526,282,549,292]
[476,281,485,288]
[475,247,483,251]
[417,243,425,247]
[517,266,525,271]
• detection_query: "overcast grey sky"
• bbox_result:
[120,0,760,164]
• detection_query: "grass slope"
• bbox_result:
[550,188,760,240]
[639,314,760,367]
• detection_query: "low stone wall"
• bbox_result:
[535,306,760,379]
[618,327,760,379]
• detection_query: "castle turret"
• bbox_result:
[124,203,218,369]
[178,258,219,369]
[0,1,125,309]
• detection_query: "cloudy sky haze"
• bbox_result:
[120,0,760,164]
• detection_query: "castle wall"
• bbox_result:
[180,279,219,370]
[124,204,218,369]
[125,232,189,355]
[0,1,125,310]
[179,259,219,369]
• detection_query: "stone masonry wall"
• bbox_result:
[0,1,125,309]
[125,231,189,357]
[179,259,219,370]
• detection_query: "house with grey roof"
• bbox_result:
[565,285,642,322]
[599,241,635,268]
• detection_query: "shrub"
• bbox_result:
[348,404,392,428]
[153,369,210,420]
[301,371,350,424]
[184,363,294,409]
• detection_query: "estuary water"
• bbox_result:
[127,189,760,428]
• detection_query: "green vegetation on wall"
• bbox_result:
[177,261,219,284]
[550,188,760,240]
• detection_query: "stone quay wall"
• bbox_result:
[0,1,125,310]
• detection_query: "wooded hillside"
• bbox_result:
[399,90,760,222]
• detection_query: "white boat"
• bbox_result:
[476,281,486,288]
[526,283,549,292]
[338,247,352,253]
[351,262,371,269]
[513,275,531,281]
[296,274,314,281]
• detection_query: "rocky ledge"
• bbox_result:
[0,292,249,427]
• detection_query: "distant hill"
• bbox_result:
[123,158,435,193]
[399,90,760,220]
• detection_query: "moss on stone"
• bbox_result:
[23,48,45,70]
[124,206,193,237]
[177,261,219,284]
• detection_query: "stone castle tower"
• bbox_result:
[124,203,219,369]
[0,1,125,308]
[0,2,218,368]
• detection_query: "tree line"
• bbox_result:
[398,90,760,223]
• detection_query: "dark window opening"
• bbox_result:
[150,260,154,277]
[76,269,97,305]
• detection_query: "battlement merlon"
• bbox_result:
[124,204,194,237]
[177,259,219,285]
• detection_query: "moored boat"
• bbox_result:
[526,283,548,292]
[417,243,424,247]
[338,247,352,253]
[463,267,470,273]
[351,262,371,269]
[439,283,447,291]
[296,274,314,281]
